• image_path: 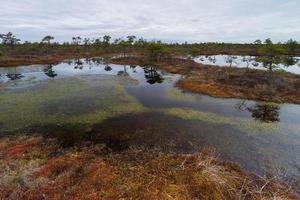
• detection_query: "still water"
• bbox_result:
[194,55,300,74]
[0,58,300,182]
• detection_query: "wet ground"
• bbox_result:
[0,58,300,180]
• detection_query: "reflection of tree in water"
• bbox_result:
[104,65,112,71]
[249,104,280,122]
[252,62,259,67]
[43,64,57,78]
[208,56,216,64]
[255,55,298,72]
[91,58,104,65]
[74,59,84,69]
[235,101,280,122]
[84,58,92,65]
[242,56,252,68]
[84,58,93,69]
[65,60,73,65]
[225,56,237,67]
[117,65,129,76]
[130,65,137,73]
[6,73,24,80]
[5,67,24,80]
[143,66,164,84]
[283,56,298,67]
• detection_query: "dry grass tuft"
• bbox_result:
[0,136,297,200]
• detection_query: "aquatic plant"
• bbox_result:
[162,108,281,133]
[166,88,197,102]
[0,76,145,133]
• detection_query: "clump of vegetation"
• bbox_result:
[0,32,20,45]
[166,88,197,102]
[0,136,297,200]
[145,42,171,63]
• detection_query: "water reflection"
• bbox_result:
[43,64,57,78]
[117,65,129,76]
[6,73,24,80]
[1,59,300,188]
[91,57,105,65]
[84,58,92,66]
[143,66,164,84]
[225,55,235,67]
[130,65,137,73]
[104,65,112,71]
[283,56,299,67]
[235,101,280,122]
[74,59,84,69]
[65,60,73,65]
[208,56,216,63]
[195,55,300,74]
[0,59,167,85]
[242,56,252,68]
[249,104,280,122]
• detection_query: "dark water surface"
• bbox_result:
[0,58,300,181]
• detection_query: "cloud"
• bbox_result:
[0,0,299,42]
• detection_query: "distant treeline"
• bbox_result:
[0,32,299,55]
[1,32,300,70]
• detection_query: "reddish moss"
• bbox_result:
[0,136,297,200]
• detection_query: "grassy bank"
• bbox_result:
[0,136,297,200]
[111,56,300,104]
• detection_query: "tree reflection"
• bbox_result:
[84,58,93,69]
[91,58,104,65]
[248,103,280,122]
[225,56,235,67]
[130,65,137,73]
[282,56,298,67]
[43,64,57,78]
[242,56,252,68]
[235,101,280,122]
[65,60,73,65]
[143,66,164,84]
[252,62,259,67]
[74,59,84,69]
[104,65,112,71]
[117,65,129,76]
[6,73,24,80]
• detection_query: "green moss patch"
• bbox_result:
[165,88,197,102]
[0,75,145,133]
[161,108,294,134]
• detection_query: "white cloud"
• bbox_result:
[0,0,299,42]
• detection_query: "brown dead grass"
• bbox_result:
[0,52,141,67]
[0,136,297,200]
[178,80,236,97]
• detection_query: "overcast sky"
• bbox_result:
[1,0,299,43]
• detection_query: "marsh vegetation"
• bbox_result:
[1,34,300,199]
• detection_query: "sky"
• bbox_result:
[0,0,299,43]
